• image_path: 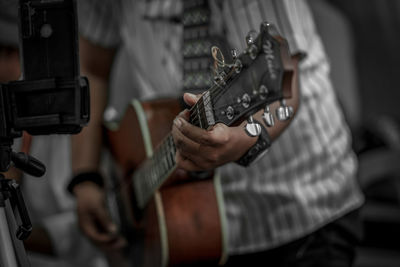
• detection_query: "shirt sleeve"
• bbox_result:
[77,0,121,48]
[278,0,310,58]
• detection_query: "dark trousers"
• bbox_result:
[224,209,363,267]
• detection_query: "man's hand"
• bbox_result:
[172,54,300,172]
[73,181,126,252]
[171,93,257,171]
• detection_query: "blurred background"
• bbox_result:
[310,1,400,266]
[0,0,400,266]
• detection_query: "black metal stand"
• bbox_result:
[0,174,31,267]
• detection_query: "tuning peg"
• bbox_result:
[246,30,258,47]
[245,116,262,137]
[260,21,270,32]
[285,105,294,119]
[245,30,259,60]
[259,84,269,99]
[231,48,242,73]
[275,100,293,121]
[231,49,238,60]
[275,105,287,121]
[260,22,279,36]
[262,105,275,127]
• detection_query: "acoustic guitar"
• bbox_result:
[105,22,294,267]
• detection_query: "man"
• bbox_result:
[72,0,364,266]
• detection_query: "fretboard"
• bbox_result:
[132,94,213,209]
[132,133,177,209]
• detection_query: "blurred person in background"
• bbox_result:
[0,1,107,266]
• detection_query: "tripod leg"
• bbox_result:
[0,205,18,267]
[6,199,30,267]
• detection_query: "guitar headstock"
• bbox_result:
[189,22,294,132]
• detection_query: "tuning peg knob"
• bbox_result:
[275,100,293,121]
[260,21,270,32]
[285,105,294,119]
[231,49,238,60]
[246,30,258,47]
[260,22,279,36]
[262,105,275,127]
[259,84,269,99]
[245,116,262,137]
[241,93,251,108]
[275,105,287,121]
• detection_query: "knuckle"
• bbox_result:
[175,138,185,149]
[175,153,183,165]
[179,125,189,135]
[208,152,220,164]
[208,131,224,145]
[213,128,230,144]
[201,132,213,145]
[221,134,230,144]
[198,161,209,170]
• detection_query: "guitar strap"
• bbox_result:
[182,0,230,94]
[182,1,229,264]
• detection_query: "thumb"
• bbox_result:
[183,93,201,107]
[95,204,117,234]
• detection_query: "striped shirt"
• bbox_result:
[78,0,364,255]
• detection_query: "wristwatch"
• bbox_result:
[236,120,271,167]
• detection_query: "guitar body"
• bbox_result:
[106,98,223,267]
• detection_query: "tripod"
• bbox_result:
[0,174,31,267]
[0,143,46,267]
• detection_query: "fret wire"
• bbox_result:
[153,135,173,183]
[154,160,160,184]
[161,142,168,174]
[188,68,237,127]
[164,138,172,172]
[158,141,166,175]
[158,142,164,174]
[197,103,203,128]
[190,96,203,125]
[166,142,173,168]
[162,157,168,175]
[134,66,240,207]
[169,135,176,165]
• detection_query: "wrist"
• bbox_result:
[72,180,103,196]
[67,171,104,196]
[236,120,271,167]
[231,122,259,162]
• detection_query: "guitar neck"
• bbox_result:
[132,98,208,209]
[132,133,176,209]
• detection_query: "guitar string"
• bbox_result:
[139,80,228,193]
[141,76,231,182]
[140,92,273,200]
[141,80,235,194]
[140,45,278,194]
[141,66,268,194]
[188,33,287,124]
[188,67,238,125]
[188,63,286,126]
[138,38,288,202]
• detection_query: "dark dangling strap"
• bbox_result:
[182,0,230,94]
